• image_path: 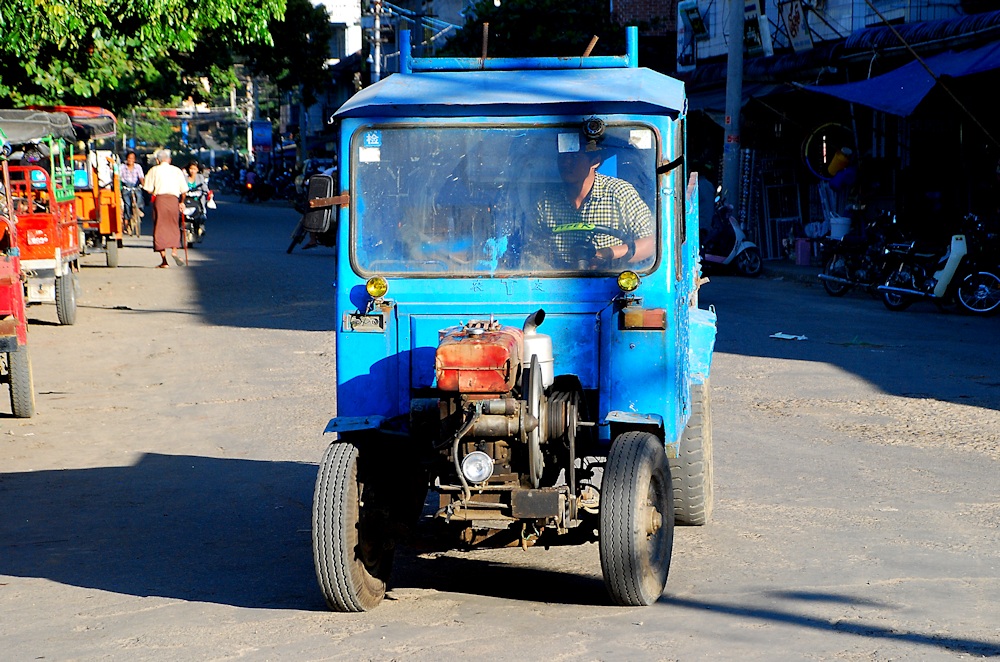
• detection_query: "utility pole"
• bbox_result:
[372,0,382,83]
[723,0,744,206]
[246,76,256,164]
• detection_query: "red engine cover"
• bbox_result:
[435,322,523,393]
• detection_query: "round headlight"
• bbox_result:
[461,451,494,484]
[366,276,388,298]
[617,270,640,292]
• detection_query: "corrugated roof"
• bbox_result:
[844,9,1000,52]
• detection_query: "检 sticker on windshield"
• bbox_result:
[359,130,382,162]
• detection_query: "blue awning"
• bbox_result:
[803,40,1000,116]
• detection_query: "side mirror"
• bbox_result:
[301,173,336,234]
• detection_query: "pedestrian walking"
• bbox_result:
[142,149,186,268]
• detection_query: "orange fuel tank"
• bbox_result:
[435,321,523,394]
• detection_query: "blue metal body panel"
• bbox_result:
[329,30,715,448]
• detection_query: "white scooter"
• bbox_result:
[701,190,762,277]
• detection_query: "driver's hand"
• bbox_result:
[594,246,615,263]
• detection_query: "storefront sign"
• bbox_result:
[780,0,813,53]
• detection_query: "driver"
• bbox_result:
[536,132,654,267]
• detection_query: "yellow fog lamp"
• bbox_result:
[617,270,640,293]
[366,276,389,299]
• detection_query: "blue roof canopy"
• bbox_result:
[334,67,687,119]
[803,40,1000,116]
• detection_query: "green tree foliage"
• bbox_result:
[241,0,335,106]
[0,0,285,111]
[439,0,625,58]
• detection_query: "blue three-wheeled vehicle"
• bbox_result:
[310,27,718,611]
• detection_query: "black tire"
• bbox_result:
[880,268,916,311]
[736,246,763,277]
[312,441,393,612]
[670,380,714,525]
[287,219,307,254]
[599,431,674,606]
[880,288,913,311]
[821,254,851,296]
[107,239,120,268]
[55,271,77,325]
[957,271,1000,316]
[7,345,35,418]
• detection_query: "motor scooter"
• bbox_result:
[700,189,762,277]
[183,189,207,246]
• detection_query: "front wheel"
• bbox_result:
[821,254,851,296]
[7,345,35,418]
[312,441,394,612]
[957,271,1000,316]
[599,431,674,606]
[55,270,78,325]
[736,246,762,277]
[287,218,307,254]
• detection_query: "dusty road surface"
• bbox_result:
[2,198,999,660]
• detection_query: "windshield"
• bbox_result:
[351,123,659,276]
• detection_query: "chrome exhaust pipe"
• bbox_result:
[877,285,927,297]
[818,274,853,286]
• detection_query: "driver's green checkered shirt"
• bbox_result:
[537,173,653,262]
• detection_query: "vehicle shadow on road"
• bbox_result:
[659,594,1000,656]
[390,545,610,606]
[0,453,325,610]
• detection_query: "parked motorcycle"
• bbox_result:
[817,209,898,297]
[183,188,207,246]
[878,213,1000,315]
[701,189,762,277]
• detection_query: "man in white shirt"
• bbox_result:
[143,149,187,267]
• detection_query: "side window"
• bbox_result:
[673,118,686,282]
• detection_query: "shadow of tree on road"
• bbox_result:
[0,453,324,610]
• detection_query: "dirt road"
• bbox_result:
[1,198,998,660]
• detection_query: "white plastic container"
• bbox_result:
[829,217,851,240]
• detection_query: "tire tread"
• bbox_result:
[670,380,714,525]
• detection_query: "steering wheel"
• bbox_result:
[552,222,636,263]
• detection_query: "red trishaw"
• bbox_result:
[0,109,82,326]
[0,128,36,417]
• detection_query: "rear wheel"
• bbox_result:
[7,345,35,418]
[881,270,914,311]
[881,290,913,311]
[821,254,851,296]
[736,246,762,277]
[670,380,714,525]
[312,441,394,612]
[600,431,673,606]
[55,270,78,325]
[957,271,1000,316]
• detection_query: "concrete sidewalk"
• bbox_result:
[761,258,822,285]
